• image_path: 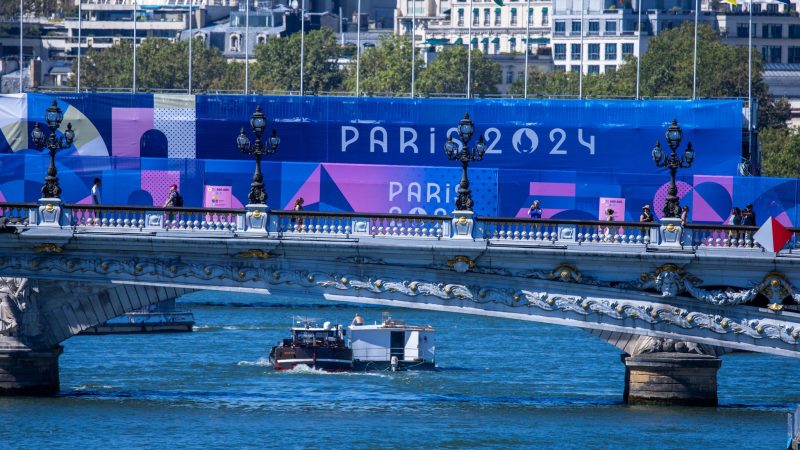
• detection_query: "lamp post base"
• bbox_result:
[244,204,269,234]
[658,217,690,247]
[37,198,67,227]
[451,210,476,240]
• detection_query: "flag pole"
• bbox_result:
[747,0,752,119]
[467,0,472,98]
[19,0,23,93]
[579,0,584,99]
[636,0,641,99]
[692,0,698,99]
[133,0,137,93]
[524,0,530,99]
[245,0,249,94]
[300,0,305,96]
[356,0,361,96]
[77,0,82,92]
[411,0,416,98]
[189,0,193,94]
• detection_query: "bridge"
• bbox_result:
[2,200,800,405]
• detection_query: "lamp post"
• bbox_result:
[444,113,486,212]
[652,119,695,218]
[31,100,75,199]
[237,106,280,205]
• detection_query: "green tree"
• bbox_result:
[416,46,501,97]
[760,127,800,178]
[71,39,234,91]
[343,34,422,95]
[251,29,343,92]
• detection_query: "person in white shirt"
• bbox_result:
[91,178,101,205]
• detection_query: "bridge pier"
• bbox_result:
[622,353,721,406]
[0,345,62,396]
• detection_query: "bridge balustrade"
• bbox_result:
[6,201,800,251]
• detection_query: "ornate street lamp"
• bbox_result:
[445,112,486,211]
[31,100,75,199]
[237,106,280,205]
[652,119,695,218]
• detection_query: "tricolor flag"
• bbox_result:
[753,216,793,253]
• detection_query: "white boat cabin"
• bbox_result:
[349,315,435,363]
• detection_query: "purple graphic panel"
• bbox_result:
[142,170,180,206]
[112,108,153,158]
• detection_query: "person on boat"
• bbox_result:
[351,313,364,326]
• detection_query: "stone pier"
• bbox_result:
[623,353,722,406]
[0,346,63,396]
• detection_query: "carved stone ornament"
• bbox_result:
[446,256,476,273]
[236,249,272,259]
[630,336,715,356]
[32,243,63,254]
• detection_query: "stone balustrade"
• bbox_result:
[1,201,796,250]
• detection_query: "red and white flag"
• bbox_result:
[753,216,793,253]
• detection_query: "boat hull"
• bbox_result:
[353,360,436,372]
[270,346,353,372]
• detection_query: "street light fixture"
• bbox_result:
[652,119,695,218]
[31,100,75,199]
[445,112,486,211]
[237,106,280,205]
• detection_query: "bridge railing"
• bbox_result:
[482,217,659,244]
[7,201,800,251]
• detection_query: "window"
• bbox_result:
[495,9,501,26]
[229,34,240,52]
[510,39,516,52]
[572,20,581,34]
[457,9,464,26]
[605,43,617,60]
[767,3,778,13]
[737,24,749,38]
[541,7,548,26]
[483,42,489,53]
[587,65,600,74]
[605,65,616,73]
[555,20,565,35]
[789,47,800,64]
[622,43,634,56]
[511,8,517,26]
[518,71,524,80]
[789,25,800,39]
[506,71,514,84]
[494,40,500,52]
[555,65,566,72]
[761,46,781,63]
[588,21,599,35]
[528,8,534,25]
[554,43,566,60]
[606,21,617,34]
[484,9,490,26]
[763,24,782,39]
[571,43,581,59]
[588,43,600,60]
[473,8,479,26]
[570,65,581,72]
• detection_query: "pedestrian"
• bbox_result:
[528,200,542,219]
[91,178,101,205]
[351,313,364,326]
[640,204,654,222]
[729,207,742,226]
[680,205,690,226]
[294,197,304,211]
[605,208,615,222]
[292,197,304,230]
[163,184,183,208]
[742,204,756,226]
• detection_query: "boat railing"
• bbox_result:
[352,346,426,361]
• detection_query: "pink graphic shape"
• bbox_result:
[599,197,625,221]
[75,194,94,205]
[653,181,693,220]
[0,190,5,203]
[322,164,408,212]
[112,108,154,158]
[775,211,793,228]
[141,170,180,207]
[530,182,576,197]
[283,166,321,209]
[692,193,724,223]
[204,185,232,208]
[693,175,733,196]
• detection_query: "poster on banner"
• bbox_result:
[599,197,625,221]
[204,185,232,208]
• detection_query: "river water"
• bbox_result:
[1,291,798,449]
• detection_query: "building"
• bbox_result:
[717,1,800,65]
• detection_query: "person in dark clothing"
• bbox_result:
[742,204,756,226]
[640,205,654,222]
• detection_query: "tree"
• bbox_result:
[251,29,343,93]
[71,39,234,91]
[760,127,800,178]
[416,46,500,97]
[343,34,422,95]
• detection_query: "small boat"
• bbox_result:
[350,313,435,372]
[268,319,353,371]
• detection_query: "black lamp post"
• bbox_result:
[444,112,487,211]
[31,100,75,199]
[237,106,280,205]
[652,119,695,218]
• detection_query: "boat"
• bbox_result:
[268,318,353,371]
[80,300,194,335]
[350,313,435,372]
[268,313,435,372]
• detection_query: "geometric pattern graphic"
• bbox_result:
[0,94,26,152]
[112,107,154,158]
[141,170,180,207]
[692,175,734,223]
[154,94,196,159]
[653,180,693,220]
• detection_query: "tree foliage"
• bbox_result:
[760,128,800,178]
[72,39,234,91]
[251,29,342,93]
[416,46,501,97]
[343,34,422,95]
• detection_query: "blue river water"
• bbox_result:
[1,291,799,449]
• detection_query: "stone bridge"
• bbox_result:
[2,199,800,404]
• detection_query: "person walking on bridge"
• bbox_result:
[91,178,101,205]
